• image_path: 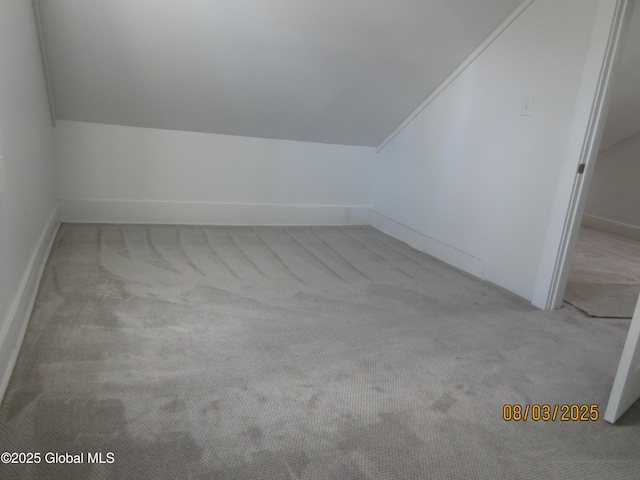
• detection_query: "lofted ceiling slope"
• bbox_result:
[37,0,526,146]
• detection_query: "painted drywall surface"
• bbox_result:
[38,0,523,146]
[0,1,57,390]
[585,133,640,228]
[372,0,602,301]
[55,121,376,224]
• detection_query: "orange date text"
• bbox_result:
[502,404,599,421]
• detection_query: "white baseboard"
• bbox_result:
[0,206,60,404]
[370,211,484,278]
[59,199,371,226]
[582,214,640,241]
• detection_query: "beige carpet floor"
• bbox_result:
[564,227,640,318]
[1,224,639,479]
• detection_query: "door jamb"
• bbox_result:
[532,0,633,310]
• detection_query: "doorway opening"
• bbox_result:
[562,1,640,319]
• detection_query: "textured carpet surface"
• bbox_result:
[1,224,639,479]
[565,227,640,318]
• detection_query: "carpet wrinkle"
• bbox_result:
[252,230,328,288]
[149,226,213,280]
[225,230,268,278]
[292,228,352,274]
[395,268,419,281]
[357,227,446,278]
[284,228,347,282]
[175,228,207,276]
[117,226,178,280]
[230,230,309,288]
[205,229,272,282]
[117,226,130,258]
[308,228,374,282]
[336,227,388,264]
[144,225,182,274]
[1,224,640,479]
[252,229,309,286]
[199,227,242,280]
[330,228,425,280]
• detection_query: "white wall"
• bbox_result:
[371,0,610,302]
[583,132,640,238]
[0,0,59,399]
[55,121,376,225]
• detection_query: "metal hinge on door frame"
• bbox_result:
[577,164,586,174]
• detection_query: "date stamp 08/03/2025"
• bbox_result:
[0,404,604,467]
[503,404,600,422]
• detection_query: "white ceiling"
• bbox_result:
[36,0,640,150]
[600,0,640,152]
[37,0,526,146]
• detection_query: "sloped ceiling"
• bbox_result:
[37,0,526,146]
[600,0,640,152]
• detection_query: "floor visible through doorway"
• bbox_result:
[564,227,640,318]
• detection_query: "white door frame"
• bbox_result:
[531,0,633,310]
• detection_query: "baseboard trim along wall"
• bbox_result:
[370,211,484,279]
[582,214,640,241]
[59,200,371,226]
[0,206,60,404]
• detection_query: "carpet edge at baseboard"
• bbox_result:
[58,199,372,226]
[0,207,60,405]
